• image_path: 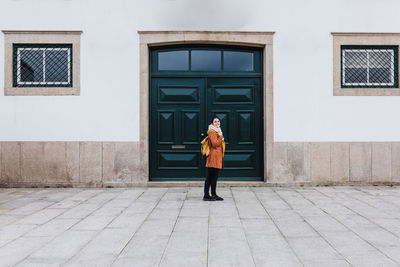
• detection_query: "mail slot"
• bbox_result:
[171,145,186,149]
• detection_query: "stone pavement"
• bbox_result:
[0,186,400,267]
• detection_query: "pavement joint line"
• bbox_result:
[312,187,400,265]
[0,188,87,248]
[273,188,352,266]
[109,187,169,266]
[0,189,84,256]
[2,187,400,266]
[1,189,67,217]
[292,189,357,266]
[367,185,399,194]
[12,188,112,266]
[347,188,400,226]
[0,189,41,206]
[230,187,257,267]
[355,186,400,210]
[157,188,189,267]
[251,187,305,266]
[62,188,146,266]
[329,187,400,239]
[22,189,112,264]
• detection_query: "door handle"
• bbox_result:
[171,145,185,149]
[201,133,205,137]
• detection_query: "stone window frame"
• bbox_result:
[3,31,82,96]
[138,31,274,182]
[333,32,400,96]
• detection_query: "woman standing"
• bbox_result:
[203,117,225,201]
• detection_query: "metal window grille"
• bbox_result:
[13,44,72,87]
[341,46,398,88]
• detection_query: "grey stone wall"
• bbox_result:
[269,142,400,185]
[0,142,144,187]
[1,141,399,187]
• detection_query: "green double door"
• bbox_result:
[150,77,263,181]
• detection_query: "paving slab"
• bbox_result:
[208,226,255,267]
[0,186,399,266]
[159,230,208,267]
[65,228,137,267]
[246,234,302,267]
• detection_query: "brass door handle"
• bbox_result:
[171,145,185,149]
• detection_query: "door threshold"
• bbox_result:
[147,181,267,187]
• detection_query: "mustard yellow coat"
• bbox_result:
[205,130,225,169]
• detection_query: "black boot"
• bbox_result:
[203,195,214,201]
[212,195,224,201]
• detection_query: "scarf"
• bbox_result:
[208,124,223,136]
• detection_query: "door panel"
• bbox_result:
[151,78,206,180]
[150,77,263,181]
[182,111,200,144]
[223,151,256,169]
[158,112,175,144]
[237,111,255,144]
[213,86,254,104]
[207,78,262,180]
[158,152,200,169]
[158,86,199,103]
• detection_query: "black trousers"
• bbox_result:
[204,167,219,196]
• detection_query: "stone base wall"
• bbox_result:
[269,142,400,185]
[1,141,400,187]
[0,142,144,187]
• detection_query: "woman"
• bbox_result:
[203,117,225,201]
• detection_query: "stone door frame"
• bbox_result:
[138,31,274,182]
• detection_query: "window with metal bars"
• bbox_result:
[13,44,72,87]
[341,45,398,88]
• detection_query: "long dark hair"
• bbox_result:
[210,116,220,125]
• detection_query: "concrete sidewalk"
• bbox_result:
[0,186,399,267]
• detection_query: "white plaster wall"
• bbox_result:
[1,0,400,141]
